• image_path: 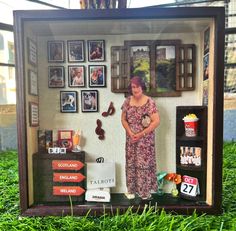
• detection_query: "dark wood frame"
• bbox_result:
[68,65,86,87]
[81,90,99,112]
[48,66,65,88]
[14,7,224,216]
[47,40,65,62]
[88,65,106,87]
[67,40,85,62]
[60,91,78,113]
[125,40,181,97]
[87,40,105,62]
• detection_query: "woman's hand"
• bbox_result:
[131,132,144,143]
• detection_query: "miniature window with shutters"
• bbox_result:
[111,42,196,96]
[176,44,196,91]
[111,46,129,93]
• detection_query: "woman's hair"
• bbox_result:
[128,76,147,95]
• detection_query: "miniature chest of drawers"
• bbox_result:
[33,152,85,204]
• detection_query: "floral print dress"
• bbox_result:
[122,96,158,198]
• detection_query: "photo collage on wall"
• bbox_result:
[202,27,210,106]
[47,40,106,113]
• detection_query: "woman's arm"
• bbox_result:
[121,111,134,138]
[133,112,160,142]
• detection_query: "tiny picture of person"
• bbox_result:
[60,91,78,113]
[48,41,64,62]
[203,53,209,81]
[48,66,65,88]
[88,40,105,61]
[68,66,85,87]
[68,40,85,62]
[204,27,210,55]
[81,90,98,112]
[89,65,106,87]
[180,146,201,166]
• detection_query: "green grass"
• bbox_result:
[0,143,236,230]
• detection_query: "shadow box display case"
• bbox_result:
[14,7,225,216]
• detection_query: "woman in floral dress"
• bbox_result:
[121,76,160,200]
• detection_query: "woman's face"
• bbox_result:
[131,83,143,98]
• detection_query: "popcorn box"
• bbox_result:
[183,117,199,137]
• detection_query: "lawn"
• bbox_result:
[0,142,236,230]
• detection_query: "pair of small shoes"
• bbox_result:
[141,195,152,200]
[124,193,135,200]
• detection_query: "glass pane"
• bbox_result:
[225,34,236,64]
[0,66,16,104]
[226,1,236,28]
[0,30,14,64]
[130,45,150,91]
[156,45,176,93]
[224,67,236,93]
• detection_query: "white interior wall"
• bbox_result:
[37,32,202,193]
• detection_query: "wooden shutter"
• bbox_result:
[111,46,129,93]
[176,44,196,91]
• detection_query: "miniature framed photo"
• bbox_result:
[81,90,98,112]
[48,66,65,88]
[29,102,39,127]
[47,41,64,62]
[204,27,210,55]
[58,130,73,151]
[27,38,37,66]
[60,91,78,113]
[88,65,106,87]
[28,69,38,95]
[203,53,209,81]
[67,40,85,62]
[68,65,86,87]
[88,40,105,62]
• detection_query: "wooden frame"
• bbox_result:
[14,7,225,216]
[67,40,85,62]
[47,40,64,62]
[48,66,65,88]
[60,91,78,113]
[68,65,86,87]
[88,40,105,62]
[124,40,181,97]
[88,65,106,87]
[81,90,99,112]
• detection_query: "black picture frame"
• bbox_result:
[81,90,99,112]
[60,91,78,113]
[48,66,65,88]
[88,40,105,62]
[67,40,85,62]
[88,65,106,87]
[68,65,86,87]
[47,40,64,62]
